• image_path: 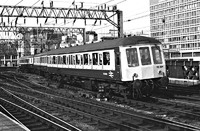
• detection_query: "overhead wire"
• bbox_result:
[124,14,149,22]
[1,0,150,37]
[54,0,115,27]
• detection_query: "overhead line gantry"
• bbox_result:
[0,5,123,37]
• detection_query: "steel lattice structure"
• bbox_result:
[0,5,123,37]
[0,25,85,35]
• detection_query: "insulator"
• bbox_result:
[41,1,44,7]
[94,19,97,25]
[45,18,48,23]
[50,1,53,7]
[80,2,83,8]
[73,19,76,24]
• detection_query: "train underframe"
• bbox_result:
[19,66,168,99]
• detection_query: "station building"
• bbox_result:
[150,0,200,60]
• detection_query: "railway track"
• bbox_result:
[3,83,199,131]
[156,84,200,97]
[112,96,200,128]
[0,88,81,131]
[2,71,200,130]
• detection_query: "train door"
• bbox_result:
[115,48,121,79]
[102,50,115,70]
[119,46,141,81]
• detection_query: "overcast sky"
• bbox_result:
[0,0,150,38]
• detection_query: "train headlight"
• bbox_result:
[133,73,138,78]
[158,70,163,75]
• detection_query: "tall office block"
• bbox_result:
[150,0,200,59]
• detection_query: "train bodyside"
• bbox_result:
[21,36,169,98]
[166,58,200,86]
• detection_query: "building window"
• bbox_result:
[194,52,200,57]
[5,55,10,59]
[182,53,192,57]
[12,55,17,59]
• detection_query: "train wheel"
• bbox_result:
[141,80,154,97]
[132,80,143,99]
[132,88,142,99]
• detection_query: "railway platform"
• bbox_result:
[0,112,30,131]
[169,77,200,86]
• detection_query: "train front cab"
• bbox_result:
[120,44,169,98]
[18,56,34,73]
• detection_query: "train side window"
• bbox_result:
[81,55,83,65]
[126,48,139,67]
[99,53,102,65]
[55,56,58,64]
[83,54,88,65]
[103,52,110,65]
[53,56,56,64]
[63,56,66,64]
[92,53,98,65]
[76,55,78,65]
[66,55,69,65]
[89,54,92,65]
[48,57,50,64]
[69,55,71,65]
[70,55,72,65]
[73,55,76,65]
[58,56,60,64]
[76,54,80,65]
[60,56,62,64]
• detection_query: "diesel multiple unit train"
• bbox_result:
[19,36,169,99]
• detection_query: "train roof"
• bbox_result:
[19,55,34,59]
[35,36,160,56]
